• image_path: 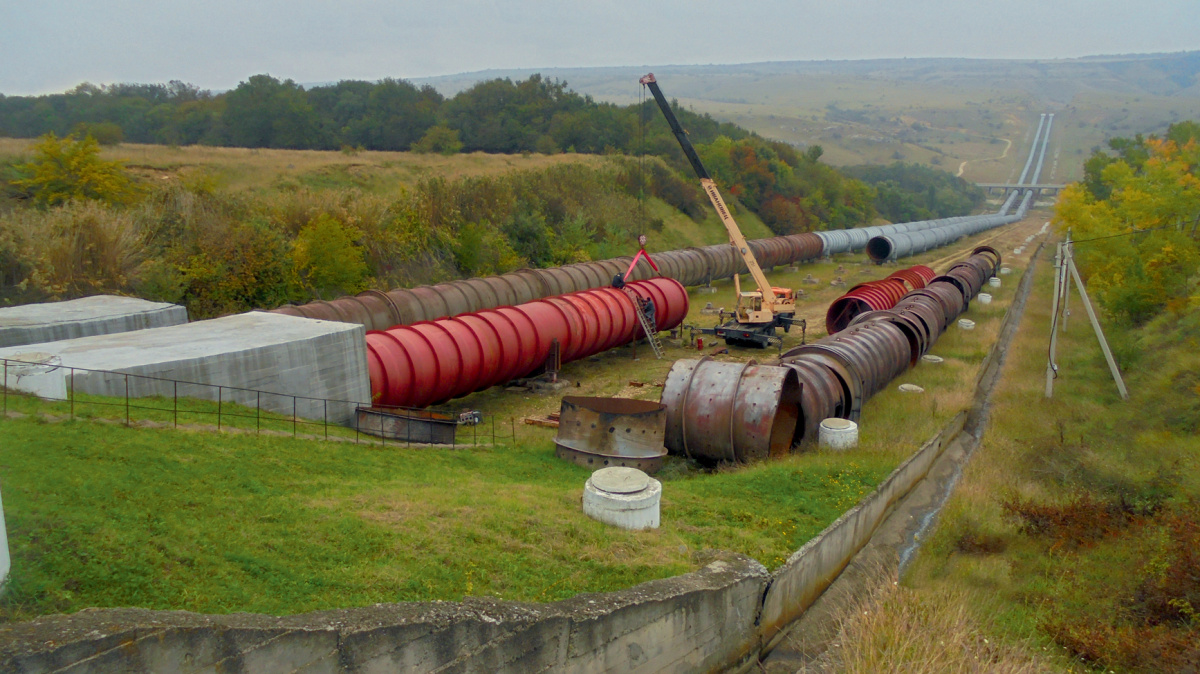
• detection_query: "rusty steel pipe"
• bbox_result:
[661,358,802,463]
[554,396,668,474]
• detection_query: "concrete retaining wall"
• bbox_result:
[0,555,768,674]
[0,312,371,425]
[0,296,187,349]
[758,412,966,647]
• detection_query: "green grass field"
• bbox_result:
[0,213,1045,623]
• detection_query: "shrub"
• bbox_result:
[411,126,463,155]
[292,214,369,299]
[11,133,141,207]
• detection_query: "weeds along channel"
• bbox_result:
[0,216,1045,622]
[887,242,1200,672]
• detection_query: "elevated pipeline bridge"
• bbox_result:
[977,183,1067,197]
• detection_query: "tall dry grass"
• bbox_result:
[829,573,1056,674]
[0,200,144,301]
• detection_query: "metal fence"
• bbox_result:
[0,357,535,449]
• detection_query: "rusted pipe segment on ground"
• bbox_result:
[367,278,687,409]
[769,248,1005,445]
[780,358,847,446]
[661,358,802,463]
[553,396,669,474]
[849,310,928,364]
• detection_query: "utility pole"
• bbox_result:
[1060,230,1071,332]
[1065,244,1129,400]
[1045,242,1063,398]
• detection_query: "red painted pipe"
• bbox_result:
[825,266,933,335]
[366,278,689,408]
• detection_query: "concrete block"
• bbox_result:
[0,296,187,348]
[0,312,370,425]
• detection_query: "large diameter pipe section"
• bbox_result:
[824,265,935,334]
[779,247,1002,444]
[661,358,802,463]
[274,231,824,332]
[865,212,1020,263]
[367,278,688,409]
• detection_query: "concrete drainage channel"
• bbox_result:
[0,240,1046,674]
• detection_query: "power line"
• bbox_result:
[1069,216,1199,245]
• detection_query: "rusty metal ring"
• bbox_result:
[677,355,712,461]
[726,359,757,463]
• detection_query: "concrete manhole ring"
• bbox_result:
[590,466,650,494]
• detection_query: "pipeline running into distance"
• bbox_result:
[659,246,1003,462]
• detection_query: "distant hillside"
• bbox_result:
[411,53,1200,184]
[413,52,1200,103]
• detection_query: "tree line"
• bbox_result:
[1057,120,1200,325]
[0,74,749,158]
[0,74,991,235]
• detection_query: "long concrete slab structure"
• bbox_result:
[0,295,188,349]
[0,312,370,425]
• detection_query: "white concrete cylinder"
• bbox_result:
[1000,266,1012,275]
[958,319,976,330]
[920,354,944,364]
[582,467,661,530]
[898,383,925,393]
[818,418,859,451]
[977,293,993,304]
[989,277,1001,287]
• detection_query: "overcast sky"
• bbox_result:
[3,0,1198,95]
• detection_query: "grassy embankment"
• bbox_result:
[0,215,1045,624]
[827,244,1200,672]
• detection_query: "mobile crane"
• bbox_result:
[639,73,802,348]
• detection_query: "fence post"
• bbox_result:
[3,359,7,417]
[0,482,9,594]
[293,397,297,438]
[217,386,222,431]
[70,369,75,420]
[173,381,178,428]
[256,391,261,434]
[324,400,328,440]
[125,374,130,427]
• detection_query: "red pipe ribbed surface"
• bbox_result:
[825,266,935,335]
[367,278,689,409]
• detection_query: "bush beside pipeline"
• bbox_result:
[366,278,688,409]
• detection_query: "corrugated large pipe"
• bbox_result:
[660,239,993,456]
[661,357,802,463]
[366,278,688,409]
[273,231,826,331]
[824,265,934,335]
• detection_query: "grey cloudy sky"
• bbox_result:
[3,0,1198,95]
